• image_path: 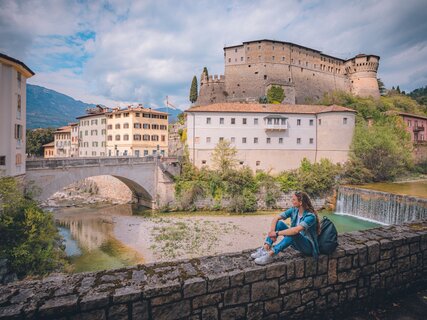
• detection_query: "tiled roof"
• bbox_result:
[185,103,355,114]
[55,126,71,133]
[385,110,427,120]
[43,142,55,147]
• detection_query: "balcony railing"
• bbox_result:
[264,123,288,131]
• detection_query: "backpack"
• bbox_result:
[318,216,338,254]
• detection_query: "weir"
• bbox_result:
[336,186,427,225]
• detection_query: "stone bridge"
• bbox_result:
[0,220,426,319]
[25,157,180,208]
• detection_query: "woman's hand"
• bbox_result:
[268,231,278,239]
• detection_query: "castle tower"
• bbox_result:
[344,54,380,99]
[196,71,226,105]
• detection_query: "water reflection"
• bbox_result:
[55,204,145,273]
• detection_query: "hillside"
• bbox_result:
[26,84,183,128]
[26,84,94,129]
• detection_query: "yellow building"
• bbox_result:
[43,142,55,158]
[106,106,168,157]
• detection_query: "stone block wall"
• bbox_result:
[0,220,426,319]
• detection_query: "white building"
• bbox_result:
[77,105,108,157]
[70,122,79,157]
[0,53,34,177]
[185,103,356,173]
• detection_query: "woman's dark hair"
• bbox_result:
[295,191,320,235]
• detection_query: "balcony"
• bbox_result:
[413,125,425,132]
[264,123,288,131]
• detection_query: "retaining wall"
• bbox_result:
[0,220,426,320]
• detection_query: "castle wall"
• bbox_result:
[197,75,227,105]
[198,40,379,105]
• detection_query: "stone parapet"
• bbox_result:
[0,220,426,319]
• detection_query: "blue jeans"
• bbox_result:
[265,220,313,256]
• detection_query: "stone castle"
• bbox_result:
[196,39,380,105]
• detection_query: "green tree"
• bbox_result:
[26,128,55,157]
[203,67,209,78]
[377,78,386,96]
[211,140,238,175]
[350,117,413,181]
[189,76,198,103]
[267,85,285,104]
[0,177,67,278]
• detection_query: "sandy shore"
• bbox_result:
[112,213,280,263]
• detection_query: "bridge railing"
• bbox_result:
[26,156,157,169]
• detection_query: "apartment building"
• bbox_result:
[106,106,168,157]
[53,125,72,157]
[76,105,108,157]
[0,53,34,177]
[70,122,79,157]
[186,103,356,173]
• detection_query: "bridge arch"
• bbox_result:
[25,158,160,208]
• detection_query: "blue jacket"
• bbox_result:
[280,207,320,258]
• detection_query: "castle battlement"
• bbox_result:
[197,39,380,105]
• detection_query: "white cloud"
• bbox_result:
[2,0,427,109]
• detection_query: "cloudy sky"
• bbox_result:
[1,0,426,109]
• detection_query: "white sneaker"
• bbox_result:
[250,247,268,259]
[254,253,274,265]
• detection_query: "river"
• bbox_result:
[54,204,380,273]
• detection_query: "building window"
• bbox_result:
[207,117,211,124]
[279,138,283,144]
[101,119,106,124]
[124,134,129,141]
[101,129,106,135]
[17,95,21,119]
[343,117,348,124]
[231,118,235,124]
[15,154,22,165]
[108,125,113,129]
[142,123,149,129]
[152,135,159,141]
[231,137,235,143]
[202,160,207,164]
[195,137,200,144]
[266,137,271,144]
[17,72,21,88]
[220,118,224,124]
[124,113,129,117]
[242,137,247,143]
[309,119,314,126]
[107,135,112,141]
[219,137,224,142]
[243,118,247,125]
[297,119,301,126]
[297,138,301,144]
[206,137,211,143]
[136,113,140,117]
[134,134,142,141]
[124,123,129,129]
[256,161,260,166]
[115,124,121,129]
[161,135,166,142]
[264,75,267,80]
[115,114,121,118]
[92,142,98,147]
[310,138,314,144]
[254,118,258,125]
[407,120,411,127]
[254,137,258,144]
[14,124,23,144]
[144,150,149,156]
[115,135,121,141]
[228,58,231,63]
[143,134,150,141]
[319,119,322,125]
[92,151,97,156]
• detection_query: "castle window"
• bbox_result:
[289,78,291,82]
[258,56,261,61]
[279,138,283,144]
[272,46,274,50]
[254,137,258,144]
[299,60,301,65]
[231,118,235,124]
[310,138,314,144]
[235,58,237,62]
[247,47,250,50]
[206,137,211,143]
[297,119,301,126]
[228,58,231,63]
[301,68,303,72]
[272,56,275,61]
[343,118,348,124]
[266,137,271,144]
[297,138,301,144]
[258,45,261,49]
[264,75,267,80]
[256,161,260,166]
[239,161,244,165]
[202,160,206,164]
[282,46,285,50]
[291,58,294,63]
[241,57,243,61]
[220,118,224,124]
[247,57,250,61]
[242,137,247,143]
[206,117,211,124]
[255,71,258,74]
[306,62,308,66]
[282,57,285,61]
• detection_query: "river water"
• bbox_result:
[54,205,379,273]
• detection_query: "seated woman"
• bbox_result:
[252,191,320,265]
